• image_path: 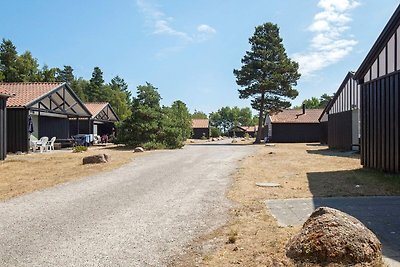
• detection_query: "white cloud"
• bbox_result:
[136,0,216,44]
[293,0,360,76]
[197,24,217,34]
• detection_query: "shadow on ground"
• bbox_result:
[306,169,400,263]
[306,148,360,159]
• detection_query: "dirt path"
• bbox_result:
[0,140,255,267]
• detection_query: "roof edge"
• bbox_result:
[319,71,354,121]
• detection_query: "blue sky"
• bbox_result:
[1,0,399,114]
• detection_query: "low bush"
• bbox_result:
[244,132,250,139]
[73,145,88,153]
[142,142,166,150]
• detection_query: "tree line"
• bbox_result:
[0,39,131,120]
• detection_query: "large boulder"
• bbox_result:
[83,154,110,165]
[286,207,382,265]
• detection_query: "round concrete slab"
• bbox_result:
[256,182,281,188]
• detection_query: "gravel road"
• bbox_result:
[0,140,255,267]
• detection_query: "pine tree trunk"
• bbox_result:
[254,93,265,144]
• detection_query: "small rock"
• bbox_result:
[134,147,145,153]
[16,151,23,155]
[231,139,238,143]
[286,207,382,265]
[83,154,110,165]
[268,152,275,155]
[265,144,275,147]
[256,182,281,188]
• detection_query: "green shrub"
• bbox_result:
[73,145,88,153]
[210,127,221,138]
[244,132,250,139]
[142,142,166,150]
[201,134,207,140]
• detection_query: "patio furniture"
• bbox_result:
[30,135,39,152]
[37,136,49,153]
[47,137,57,151]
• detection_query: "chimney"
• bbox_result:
[302,104,306,114]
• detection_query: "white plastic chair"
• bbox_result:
[38,137,49,153]
[47,137,56,151]
[30,135,39,152]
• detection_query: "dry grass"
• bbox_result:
[0,145,139,201]
[171,143,398,267]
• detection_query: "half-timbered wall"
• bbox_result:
[330,77,360,114]
[364,25,400,83]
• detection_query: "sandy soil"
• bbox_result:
[171,143,397,267]
[0,145,138,201]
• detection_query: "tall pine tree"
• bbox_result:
[233,23,300,143]
[0,39,18,82]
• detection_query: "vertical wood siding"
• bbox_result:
[271,123,321,143]
[361,71,400,173]
[7,109,29,153]
[0,98,7,160]
[39,116,70,139]
[320,121,328,145]
[328,111,353,150]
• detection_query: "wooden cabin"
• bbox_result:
[265,106,323,143]
[354,4,400,173]
[228,125,258,138]
[192,119,209,139]
[1,82,91,153]
[70,102,119,137]
[319,72,360,150]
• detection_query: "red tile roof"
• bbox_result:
[0,82,64,107]
[192,119,209,128]
[270,109,323,124]
[85,102,109,118]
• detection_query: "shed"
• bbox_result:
[70,102,119,137]
[319,72,360,150]
[2,82,91,153]
[192,119,209,139]
[265,106,323,143]
[0,88,13,160]
[228,125,258,138]
[354,4,400,173]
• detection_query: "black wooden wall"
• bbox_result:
[271,123,321,143]
[69,119,92,136]
[7,109,29,153]
[361,71,400,173]
[0,97,7,160]
[320,121,328,145]
[328,111,353,150]
[39,116,70,139]
[192,128,209,139]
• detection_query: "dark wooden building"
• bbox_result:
[228,125,258,138]
[354,4,400,173]
[2,82,91,153]
[70,102,119,137]
[319,72,360,150]
[265,107,323,143]
[192,119,209,139]
[0,88,13,160]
